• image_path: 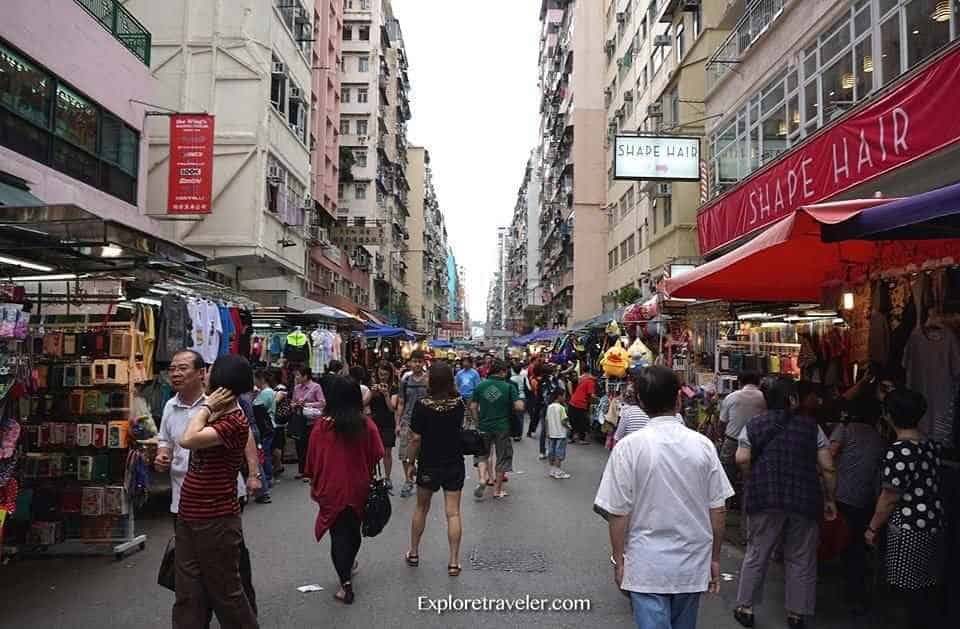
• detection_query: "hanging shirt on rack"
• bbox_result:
[218,306,235,357]
[156,294,194,363]
[285,330,310,364]
[310,328,324,372]
[904,325,960,444]
[203,300,223,365]
[331,333,342,362]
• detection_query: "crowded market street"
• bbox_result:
[0,435,822,629]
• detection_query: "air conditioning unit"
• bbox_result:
[603,87,612,97]
[358,135,368,143]
[682,0,702,11]
[654,34,671,48]
[647,103,663,117]
[272,61,286,75]
[616,12,626,23]
[289,85,303,99]
[654,183,672,197]
[267,164,283,181]
[301,194,313,209]
[623,89,633,101]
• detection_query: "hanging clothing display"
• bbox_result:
[903,324,960,444]
[284,329,310,364]
[155,294,194,363]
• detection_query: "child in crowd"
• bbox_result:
[545,388,571,479]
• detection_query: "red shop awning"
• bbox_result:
[662,199,960,302]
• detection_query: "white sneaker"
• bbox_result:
[556,471,571,479]
[538,453,547,460]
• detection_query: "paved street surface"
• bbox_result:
[0,436,898,629]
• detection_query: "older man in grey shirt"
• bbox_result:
[719,372,767,489]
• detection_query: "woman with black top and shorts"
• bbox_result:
[369,362,399,491]
[404,362,465,576]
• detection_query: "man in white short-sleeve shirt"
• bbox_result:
[595,366,734,629]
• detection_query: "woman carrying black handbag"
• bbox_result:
[305,377,385,605]
[404,362,468,576]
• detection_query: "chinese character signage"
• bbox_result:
[168,114,215,214]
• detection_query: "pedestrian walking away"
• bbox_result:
[733,378,838,629]
[405,362,467,576]
[396,350,429,498]
[173,355,260,629]
[718,371,766,498]
[471,359,523,500]
[595,366,734,629]
[865,389,947,629]
[305,376,385,605]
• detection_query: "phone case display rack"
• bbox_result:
[714,340,802,394]
[7,321,147,559]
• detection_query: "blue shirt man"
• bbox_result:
[455,358,481,400]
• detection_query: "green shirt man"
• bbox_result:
[472,376,519,434]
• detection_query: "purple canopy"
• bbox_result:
[823,181,960,242]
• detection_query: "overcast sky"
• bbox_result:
[391,0,541,323]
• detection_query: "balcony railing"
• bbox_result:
[74,0,151,66]
[706,0,788,91]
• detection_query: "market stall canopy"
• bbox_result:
[364,323,417,340]
[510,329,559,347]
[428,339,454,349]
[662,199,960,302]
[302,305,362,322]
[823,180,960,242]
[568,307,625,332]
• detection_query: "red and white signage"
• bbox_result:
[697,45,960,256]
[168,114,215,214]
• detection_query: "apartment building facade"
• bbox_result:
[700,0,960,259]
[537,0,608,328]
[603,0,726,308]
[486,226,510,331]
[406,146,449,334]
[337,0,412,320]
[128,0,317,301]
[1,0,160,235]
[505,151,543,332]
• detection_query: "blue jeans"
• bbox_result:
[630,592,700,629]
[261,434,273,489]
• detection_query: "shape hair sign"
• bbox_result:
[614,135,701,182]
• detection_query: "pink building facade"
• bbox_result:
[310,0,343,216]
[0,0,161,234]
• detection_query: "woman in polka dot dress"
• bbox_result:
[865,389,945,629]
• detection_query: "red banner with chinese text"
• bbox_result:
[697,44,960,256]
[167,114,215,214]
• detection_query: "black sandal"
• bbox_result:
[733,606,755,628]
[335,583,354,605]
[405,552,419,567]
[448,564,461,577]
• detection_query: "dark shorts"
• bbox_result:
[473,431,513,474]
[374,420,396,448]
[416,460,466,492]
[272,426,286,453]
